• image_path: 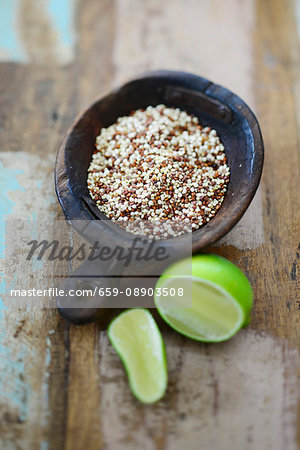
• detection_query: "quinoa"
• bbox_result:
[87,104,230,238]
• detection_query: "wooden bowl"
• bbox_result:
[55,70,264,252]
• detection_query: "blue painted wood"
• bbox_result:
[0,0,27,62]
[47,0,76,54]
[0,0,76,63]
[0,161,28,422]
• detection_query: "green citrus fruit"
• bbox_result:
[154,254,253,342]
[108,309,167,403]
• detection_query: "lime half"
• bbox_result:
[154,254,253,343]
[108,309,167,404]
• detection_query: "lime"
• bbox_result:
[108,309,167,404]
[154,254,253,342]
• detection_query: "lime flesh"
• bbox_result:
[108,309,167,404]
[155,255,253,343]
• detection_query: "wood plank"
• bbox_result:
[65,325,103,450]
[63,2,116,450]
[0,67,76,448]
[0,3,78,445]
[97,329,299,450]
[249,0,300,343]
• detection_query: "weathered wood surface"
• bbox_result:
[0,0,299,449]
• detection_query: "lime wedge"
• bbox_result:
[154,254,253,342]
[108,309,167,404]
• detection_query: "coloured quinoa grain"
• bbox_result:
[87,104,230,238]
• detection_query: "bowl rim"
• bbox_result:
[55,70,264,251]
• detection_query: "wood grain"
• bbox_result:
[0,0,299,449]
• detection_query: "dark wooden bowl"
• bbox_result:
[55,70,264,252]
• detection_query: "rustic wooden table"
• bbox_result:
[0,0,299,449]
